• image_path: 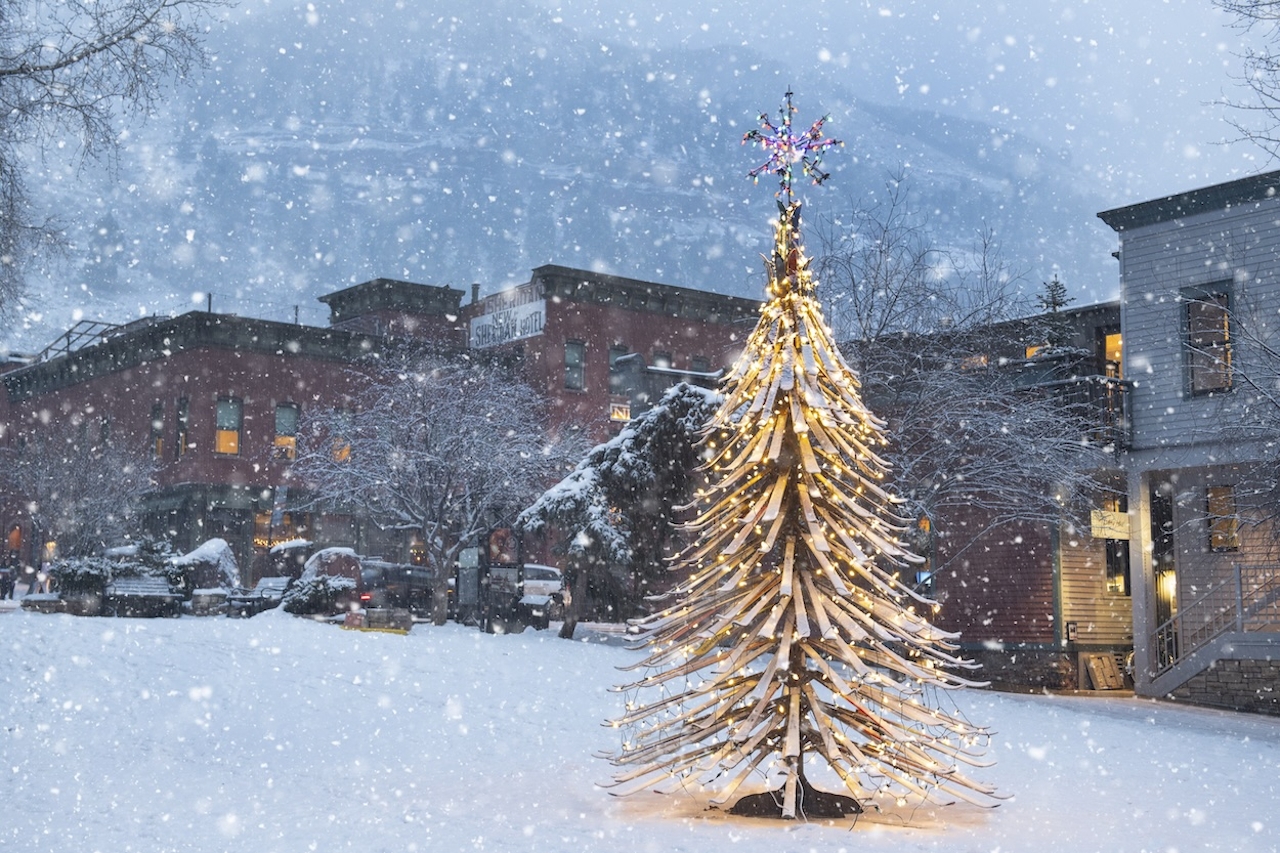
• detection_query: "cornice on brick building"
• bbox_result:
[3,311,382,402]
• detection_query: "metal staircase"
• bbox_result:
[1147,564,1280,698]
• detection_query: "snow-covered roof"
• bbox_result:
[269,538,313,554]
[172,538,235,567]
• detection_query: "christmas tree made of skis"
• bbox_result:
[603,93,1000,820]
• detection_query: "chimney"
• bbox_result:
[471,283,481,304]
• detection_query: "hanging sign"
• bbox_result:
[1090,510,1129,540]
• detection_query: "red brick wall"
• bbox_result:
[932,509,1058,646]
[471,298,748,442]
[5,343,371,491]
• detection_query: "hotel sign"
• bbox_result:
[469,283,546,349]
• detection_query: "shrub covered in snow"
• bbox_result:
[298,547,359,583]
[107,537,181,582]
[519,382,720,628]
[48,556,114,595]
[281,574,356,616]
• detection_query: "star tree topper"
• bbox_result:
[743,90,842,208]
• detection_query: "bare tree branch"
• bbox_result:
[1,416,156,557]
[1213,0,1280,158]
[0,0,226,316]
[815,170,1110,573]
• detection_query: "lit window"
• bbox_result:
[960,354,989,370]
[1105,540,1131,595]
[215,398,243,456]
[1187,291,1232,395]
[1025,344,1043,359]
[150,403,165,460]
[274,403,299,460]
[1207,485,1240,552]
[253,510,308,550]
[564,341,585,390]
[1101,495,1131,596]
[175,397,189,458]
[1103,330,1123,378]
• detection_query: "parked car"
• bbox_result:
[520,564,565,624]
[520,564,563,598]
[359,559,433,616]
[226,576,292,617]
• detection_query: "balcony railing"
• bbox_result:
[1027,374,1133,450]
[1150,563,1280,675]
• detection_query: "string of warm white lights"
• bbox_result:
[601,93,1000,820]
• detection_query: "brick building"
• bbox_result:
[458,264,757,441]
[0,266,758,582]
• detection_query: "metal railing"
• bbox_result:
[1151,563,1280,674]
[1029,374,1133,449]
[30,316,165,365]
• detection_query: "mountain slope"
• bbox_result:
[17,0,1118,344]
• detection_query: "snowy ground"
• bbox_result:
[2,605,1278,853]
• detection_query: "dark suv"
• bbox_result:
[359,560,433,616]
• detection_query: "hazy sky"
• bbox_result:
[531,0,1266,205]
[14,0,1258,342]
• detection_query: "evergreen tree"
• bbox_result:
[1036,274,1075,348]
[604,94,999,819]
[1037,274,1073,313]
[519,383,720,637]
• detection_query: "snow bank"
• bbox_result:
[0,612,1277,852]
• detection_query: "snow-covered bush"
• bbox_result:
[108,537,180,582]
[298,547,359,583]
[281,574,356,616]
[48,556,113,595]
[171,538,241,594]
[519,382,720,630]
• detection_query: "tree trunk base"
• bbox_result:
[728,775,863,819]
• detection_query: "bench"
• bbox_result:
[227,576,291,617]
[104,576,183,618]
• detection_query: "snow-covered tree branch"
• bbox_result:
[815,171,1111,568]
[1213,0,1280,156]
[518,382,719,637]
[0,0,225,316]
[1,417,156,557]
[289,351,573,625]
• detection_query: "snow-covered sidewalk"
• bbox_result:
[1,610,1277,852]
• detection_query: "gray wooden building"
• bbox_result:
[1100,172,1280,713]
